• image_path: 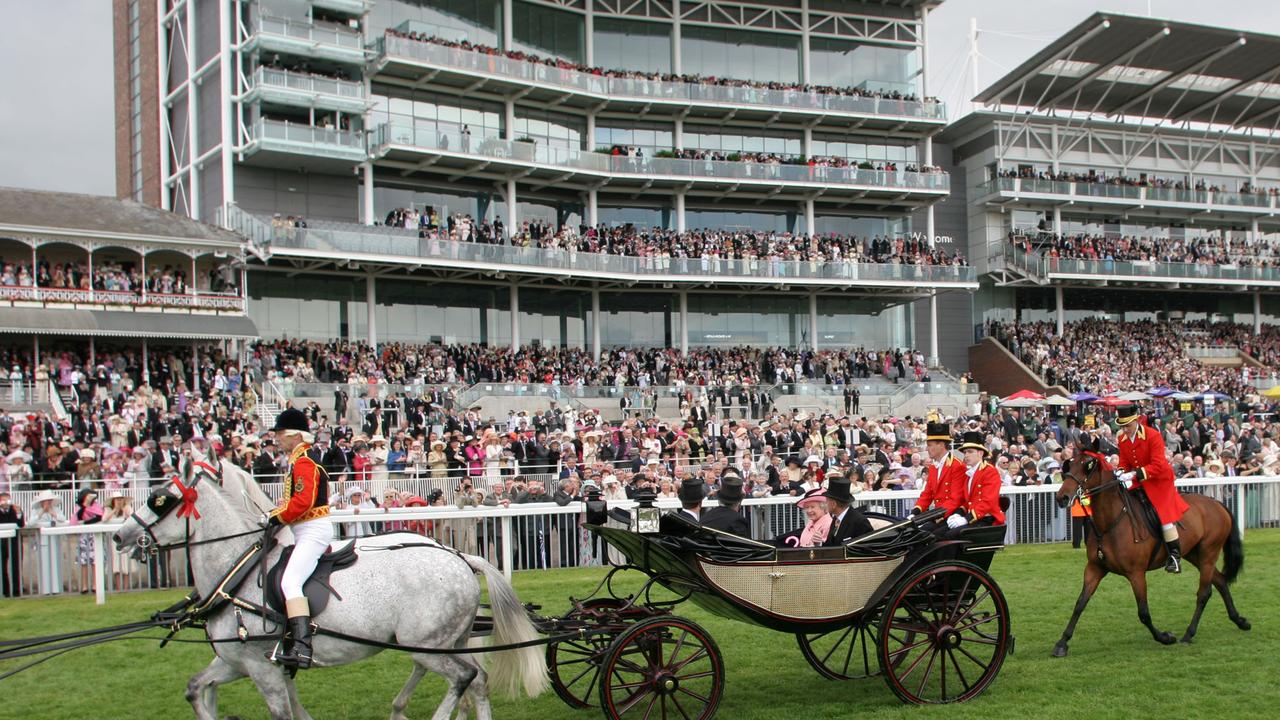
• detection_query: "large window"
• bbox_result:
[595,122,674,154]
[511,0,584,62]
[514,109,584,150]
[810,38,921,95]
[685,210,794,234]
[683,128,801,157]
[594,17,671,74]
[599,293,673,348]
[372,93,504,143]
[681,26,800,85]
[810,138,916,164]
[813,216,909,238]
[367,0,501,45]
[685,294,804,347]
[598,206,666,229]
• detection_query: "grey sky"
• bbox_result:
[5,0,1280,199]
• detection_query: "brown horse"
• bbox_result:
[1050,442,1249,657]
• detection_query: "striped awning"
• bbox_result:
[0,308,259,340]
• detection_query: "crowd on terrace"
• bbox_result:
[1009,231,1280,268]
[387,29,937,106]
[997,166,1280,197]
[0,258,240,296]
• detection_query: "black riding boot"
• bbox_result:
[1164,540,1182,574]
[275,615,314,669]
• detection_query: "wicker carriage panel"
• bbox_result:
[698,556,904,621]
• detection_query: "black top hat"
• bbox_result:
[678,478,706,504]
[717,478,744,503]
[721,466,743,480]
[826,476,855,504]
[271,408,309,433]
[926,422,953,442]
[957,431,989,455]
[786,456,802,467]
[1115,404,1141,426]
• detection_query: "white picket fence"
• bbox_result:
[2,477,1277,605]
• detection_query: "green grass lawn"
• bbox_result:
[2,531,1278,720]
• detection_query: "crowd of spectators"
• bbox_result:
[388,29,936,106]
[0,258,240,296]
[1010,231,1280,268]
[988,318,1280,397]
[997,167,1280,197]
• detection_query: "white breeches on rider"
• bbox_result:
[281,518,334,602]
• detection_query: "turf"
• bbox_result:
[2,531,1277,720]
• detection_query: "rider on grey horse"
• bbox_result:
[261,407,332,670]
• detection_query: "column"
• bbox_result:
[191,255,198,297]
[671,0,682,74]
[192,341,200,393]
[1254,292,1263,334]
[926,206,936,247]
[584,0,594,67]
[804,199,815,236]
[802,125,812,160]
[808,293,819,351]
[929,291,939,366]
[510,282,520,350]
[678,290,688,354]
[140,253,148,303]
[502,0,513,50]
[141,338,149,385]
[503,99,515,140]
[1055,286,1065,337]
[362,162,375,225]
[31,244,39,301]
[675,193,686,233]
[89,337,95,367]
[674,118,683,151]
[591,288,602,361]
[1251,218,1260,245]
[87,250,94,303]
[587,189,598,226]
[33,336,39,368]
[585,112,596,152]
[1052,206,1062,235]
[366,274,377,348]
[506,178,518,237]
[800,0,811,84]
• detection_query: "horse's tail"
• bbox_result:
[460,553,549,698]
[1219,500,1245,584]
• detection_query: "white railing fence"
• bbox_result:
[3,477,1276,605]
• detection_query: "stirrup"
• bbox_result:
[1165,556,1181,574]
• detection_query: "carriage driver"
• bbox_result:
[260,407,332,669]
[1114,405,1190,573]
[909,421,965,520]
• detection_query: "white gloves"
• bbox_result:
[1116,471,1137,489]
[946,513,969,530]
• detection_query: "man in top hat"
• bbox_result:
[261,407,331,670]
[945,431,1005,536]
[701,469,750,537]
[911,422,965,518]
[823,475,873,546]
[1115,404,1188,573]
[677,477,705,524]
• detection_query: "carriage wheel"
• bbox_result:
[796,617,880,680]
[548,599,631,709]
[877,561,1010,705]
[598,616,724,720]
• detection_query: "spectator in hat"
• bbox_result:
[677,477,705,523]
[823,475,872,546]
[72,488,102,594]
[701,472,749,537]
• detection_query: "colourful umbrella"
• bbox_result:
[1068,392,1100,402]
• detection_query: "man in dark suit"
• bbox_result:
[334,387,348,418]
[823,475,873,546]
[701,473,750,537]
[676,477,704,524]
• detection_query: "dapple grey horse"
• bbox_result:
[113,459,548,720]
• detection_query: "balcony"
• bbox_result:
[999,246,1280,288]
[244,67,367,114]
[0,285,245,312]
[370,33,945,137]
[977,177,1280,218]
[247,16,365,65]
[370,123,948,208]
[310,0,369,15]
[242,118,367,164]
[246,220,976,291]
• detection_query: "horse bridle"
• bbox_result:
[130,461,259,556]
[1064,453,1142,545]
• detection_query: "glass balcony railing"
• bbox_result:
[257,221,974,284]
[374,33,947,122]
[252,67,365,101]
[371,123,950,193]
[248,119,366,159]
[254,15,363,51]
[982,176,1277,210]
[1006,245,1280,284]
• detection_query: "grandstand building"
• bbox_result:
[111,0,974,367]
[938,13,1280,393]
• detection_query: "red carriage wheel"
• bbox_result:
[598,616,724,720]
[795,616,880,680]
[547,598,634,709]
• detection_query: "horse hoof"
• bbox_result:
[1179,636,1193,645]
[1235,617,1252,631]
[1157,632,1176,645]
[1051,643,1068,658]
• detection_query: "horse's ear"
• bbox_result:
[1061,459,1072,474]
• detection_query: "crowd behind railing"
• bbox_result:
[0,258,242,298]
[988,318,1280,397]
[1009,231,1280,268]
[997,167,1280,197]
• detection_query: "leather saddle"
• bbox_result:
[1128,487,1165,541]
[263,540,359,618]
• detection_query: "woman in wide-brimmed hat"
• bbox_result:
[787,487,833,548]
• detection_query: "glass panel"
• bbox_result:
[681,26,800,85]
[366,0,500,45]
[510,0,584,63]
[810,38,921,98]
[594,17,671,75]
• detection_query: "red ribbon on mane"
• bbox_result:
[171,477,201,520]
[1083,450,1112,472]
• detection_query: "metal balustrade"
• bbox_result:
[252,67,365,100]
[1002,245,1280,284]
[255,15,362,50]
[0,284,244,311]
[980,176,1279,211]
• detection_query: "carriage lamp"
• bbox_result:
[632,490,661,534]
[585,487,608,526]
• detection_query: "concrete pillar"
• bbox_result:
[591,288,601,361]
[510,282,520,349]
[584,0,594,66]
[674,118,683,150]
[88,337,95,367]
[1255,291,1263,334]
[502,0,513,50]
[87,250,94,303]
[362,162,375,225]
[1052,206,1062,236]
[802,126,812,159]
[192,341,200,393]
[33,336,39,368]
[671,0,682,74]
[366,274,377,348]
[506,178,518,237]
[1251,218,1260,245]
[585,112,596,151]
[678,290,689,354]
[1055,286,1065,336]
[804,199,816,236]
[504,99,515,140]
[675,193,686,233]
[930,291,939,366]
[141,338,148,385]
[587,189,598,226]
[926,205,936,247]
[800,0,811,84]
[809,292,819,351]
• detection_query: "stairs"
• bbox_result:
[256,400,281,431]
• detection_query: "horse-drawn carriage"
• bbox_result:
[540,506,1013,718]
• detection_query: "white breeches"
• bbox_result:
[280,519,334,602]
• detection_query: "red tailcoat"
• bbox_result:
[960,461,1005,524]
[915,454,965,515]
[1117,421,1189,525]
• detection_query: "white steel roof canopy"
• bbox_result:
[974,12,1280,132]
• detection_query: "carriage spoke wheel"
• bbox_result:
[599,616,724,720]
[548,598,636,709]
[878,561,1010,705]
[796,617,880,680]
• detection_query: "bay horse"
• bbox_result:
[112,457,548,720]
[1050,439,1250,657]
